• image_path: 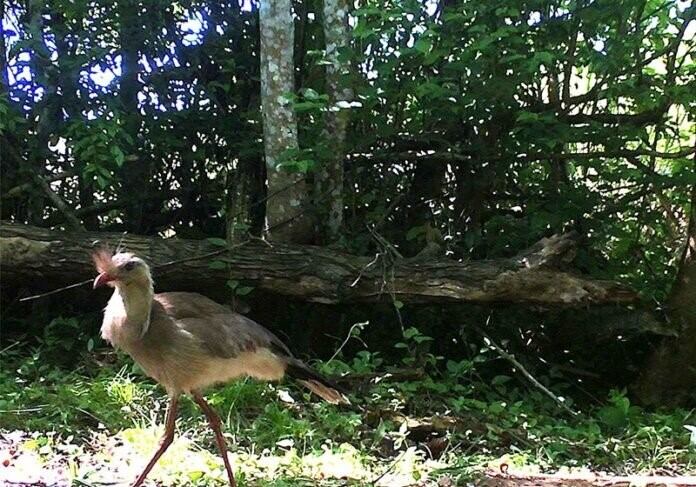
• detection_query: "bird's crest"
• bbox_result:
[92,246,116,275]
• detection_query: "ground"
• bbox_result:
[2,331,696,486]
[1,428,443,486]
[4,428,696,486]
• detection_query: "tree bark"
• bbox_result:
[226,158,259,243]
[314,0,352,242]
[1,222,638,307]
[634,185,696,406]
[24,0,52,226]
[117,0,148,232]
[259,0,313,243]
[51,11,98,231]
[0,0,8,92]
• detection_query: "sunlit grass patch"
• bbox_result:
[107,430,448,486]
[4,339,696,485]
[1,431,86,486]
[108,427,224,485]
[1,426,453,486]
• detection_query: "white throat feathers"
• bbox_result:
[114,274,154,338]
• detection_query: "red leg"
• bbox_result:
[192,392,237,487]
[131,395,179,487]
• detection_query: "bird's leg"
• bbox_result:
[131,395,179,487]
[192,392,237,487]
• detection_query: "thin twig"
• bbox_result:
[33,173,85,231]
[72,480,121,486]
[475,322,579,417]
[350,253,380,287]
[367,224,403,259]
[76,406,105,425]
[265,206,310,233]
[19,279,93,302]
[371,449,408,485]
[363,225,406,330]
[373,193,406,230]
[0,340,21,355]
[0,405,46,413]
[3,170,75,199]
[246,234,273,247]
[114,231,128,254]
[155,248,229,269]
[388,277,405,333]
[256,177,306,208]
[19,240,253,302]
[327,321,369,364]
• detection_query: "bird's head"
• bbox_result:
[92,248,152,289]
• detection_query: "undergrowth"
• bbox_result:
[1,321,696,485]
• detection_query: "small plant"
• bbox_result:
[597,389,643,430]
[394,326,438,368]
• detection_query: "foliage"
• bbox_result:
[1,0,696,482]
[0,335,696,485]
[3,328,696,484]
[1,0,694,300]
[345,0,695,299]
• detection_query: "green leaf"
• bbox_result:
[533,51,554,67]
[488,402,505,414]
[491,375,511,385]
[406,226,425,241]
[111,146,125,167]
[404,327,419,339]
[235,286,254,296]
[598,405,627,428]
[293,101,324,112]
[207,238,228,247]
[501,53,526,64]
[208,260,226,270]
[516,111,540,122]
[414,37,432,54]
[188,471,204,481]
[302,88,320,100]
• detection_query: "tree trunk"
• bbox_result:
[314,0,352,242]
[225,156,265,243]
[117,0,147,233]
[0,0,8,92]
[1,222,639,307]
[634,186,696,406]
[25,0,51,226]
[259,0,313,243]
[51,11,98,231]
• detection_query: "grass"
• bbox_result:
[2,325,696,485]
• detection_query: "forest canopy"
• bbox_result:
[2,0,694,296]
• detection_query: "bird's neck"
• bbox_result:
[114,279,154,336]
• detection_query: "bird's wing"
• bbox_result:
[154,292,232,319]
[154,292,292,360]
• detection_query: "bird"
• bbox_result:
[91,247,347,487]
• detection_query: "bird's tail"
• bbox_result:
[285,359,349,405]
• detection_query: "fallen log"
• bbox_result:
[0,222,638,306]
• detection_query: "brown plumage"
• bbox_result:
[92,249,347,487]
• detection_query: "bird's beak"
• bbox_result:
[93,272,115,289]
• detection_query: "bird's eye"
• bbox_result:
[123,261,136,271]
